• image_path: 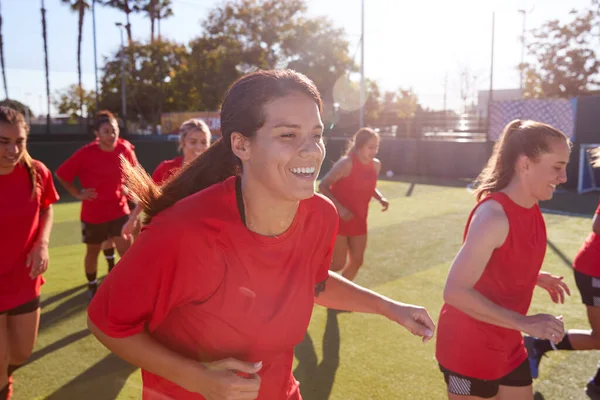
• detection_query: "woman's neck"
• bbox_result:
[501,179,537,209]
[240,175,299,237]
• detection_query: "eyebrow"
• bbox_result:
[272,123,324,130]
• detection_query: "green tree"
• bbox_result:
[54,84,96,120]
[199,0,355,104]
[61,0,91,118]
[101,0,143,44]
[521,6,600,98]
[99,40,188,133]
[143,0,173,42]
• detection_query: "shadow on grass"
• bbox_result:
[40,283,87,309]
[294,309,341,400]
[405,182,416,197]
[547,240,574,270]
[39,290,89,332]
[534,392,546,400]
[45,353,138,400]
[28,328,91,364]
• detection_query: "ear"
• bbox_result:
[231,132,251,161]
[516,154,530,174]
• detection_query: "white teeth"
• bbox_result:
[290,167,315,174]
[550,184,556,188]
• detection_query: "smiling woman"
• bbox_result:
[87,69,436,400]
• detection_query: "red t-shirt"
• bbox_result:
[88,176,338,400]
[56,138,138,224]
[328,153,378,236]
[436,192,546,380]
[0,160,59,310]
[573,201,600,277]
[152,156,183,185]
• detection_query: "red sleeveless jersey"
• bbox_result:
[436,192,546,380]
[328,153,378,236]
[573,200,600,277]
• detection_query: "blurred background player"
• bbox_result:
[55,110,138,299]
[319,127,389,281]
[0,107,59,400]
[121,118,211,238]
[437,120,571,400]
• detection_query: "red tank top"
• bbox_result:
[436,192,546,380]
[328,152,378,236]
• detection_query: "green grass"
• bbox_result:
[11,180,600,399]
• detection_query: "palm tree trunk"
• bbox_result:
[125,9,132,44]
[77,1,84,119]
[149,0,156,42]
[0,0,8,99]
[41,0,50,133]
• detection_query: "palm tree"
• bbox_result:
[62,0,90,119]
[41,0,50,133]
[155,0,173,41]
[101,0,137,44]
[0,0,9,99]
[144,0,172,42]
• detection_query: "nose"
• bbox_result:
[558,170,567,184]
[7,143,18,155]
[299,136,323,158]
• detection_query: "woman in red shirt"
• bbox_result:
[436,120,572,399]
[87,69,435,400]
[319,128,389,281]
[55,110,138,298]
[121,118,211,237]
[0,107,59,400]
[524,191,600,395]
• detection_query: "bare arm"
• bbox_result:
[55,174,96,201]
[593,213,600,235]
[443,201,564,341]
[371,159,388,210]
[27,206,54,278]
[318,157,352,210]
[87,318,261,397]
[314,272,435,342]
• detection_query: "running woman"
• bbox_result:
[55,110,138,298]
[436,120,572,400]
[87,69,435,400]
[525,192,600,395]
[0,106,59,400]
[121,118,211,238]
[319,127,389,281]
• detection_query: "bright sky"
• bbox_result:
[3,0,591,116]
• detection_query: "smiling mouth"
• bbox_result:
[290,166,316,177]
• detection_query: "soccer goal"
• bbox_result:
[578,143,600,194]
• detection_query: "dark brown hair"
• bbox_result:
[123,69,323,221]
[474,119,570,201]
[94,110,117,131]
[342,127,380,157]
[0,106,35,198]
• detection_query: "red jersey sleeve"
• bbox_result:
[151,161,167,184]
[314,195,339,284]
[88,213,225,338]
[55,149,83,183]
[595,199,600,215]
[37,162,60,209]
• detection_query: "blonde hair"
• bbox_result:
[178,119,211,152]
[474,119,570,201]
[0,106,35,198]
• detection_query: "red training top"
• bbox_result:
[436,192,546,380]
[152,156,183,185]
[56,138,138,224]
[573,200,600,277]
[328,152,378,236]
[0,160,59,311]
[88,176,338,400]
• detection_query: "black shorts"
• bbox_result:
[574,269,600,307]
[440,360,532,398]
[81,215,129,244]
[0,297,40,316]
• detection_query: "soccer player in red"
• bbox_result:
[55,110,138,298]
[524,192,600,395]
[121,118,211,238]
[0,107,59,400]
[319,127,389,281]
[87,69,435,400]
[436,120,572,400]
